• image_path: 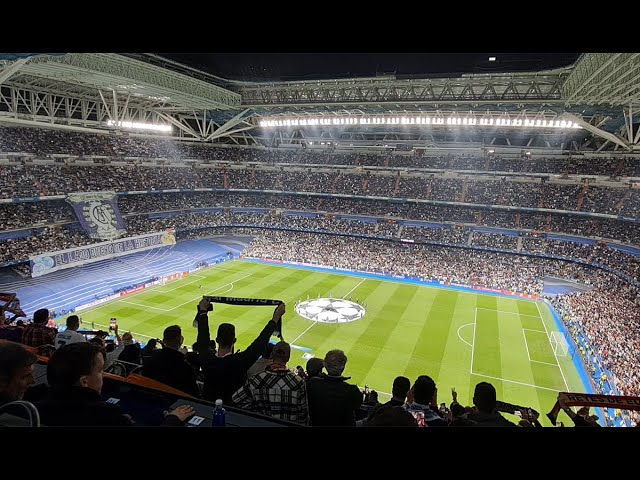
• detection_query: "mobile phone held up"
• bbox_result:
[109,318,117,332]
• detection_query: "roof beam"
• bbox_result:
[0,58,28,86]
[206,109,252,141]
[563,113,630,151]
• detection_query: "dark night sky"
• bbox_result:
[156,52,581,82]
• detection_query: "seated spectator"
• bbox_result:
[403,375,448,427]
[306,349,362,426]
[305,357,324,380]
[366,405,418,427]
[35,342,194,426]
[140,338,159,365]
[462,382,516,427]
[232,341,308,424]
[142,325,199,397]
[195,298,285,403]
[89,326,124,371]
[54,315,86,349]
[117,332,142,374]
[0,342,37,405]
[22,308,57,348]
[365,375,411,424]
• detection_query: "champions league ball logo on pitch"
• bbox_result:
[295,298,366,324]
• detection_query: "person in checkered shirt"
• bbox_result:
[22,308,57,348]
[231,341,308,425]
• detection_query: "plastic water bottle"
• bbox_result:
[213,399,226,427]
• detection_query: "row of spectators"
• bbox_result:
[1,189,639,245]
[1,205,638,281]
[3,162,638,215]
[2,126,639,176]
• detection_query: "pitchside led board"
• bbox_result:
[29,230,177,278]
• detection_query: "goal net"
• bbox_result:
[549,331,570,357]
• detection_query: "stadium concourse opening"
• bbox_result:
[295,297,366,323]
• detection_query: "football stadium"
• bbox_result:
[0,53,638,428]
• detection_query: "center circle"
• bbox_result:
[295,298,366,323]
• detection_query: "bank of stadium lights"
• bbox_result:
[106,120,172,133]
[259,116,581,129]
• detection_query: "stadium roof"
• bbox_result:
[0,52,638,153]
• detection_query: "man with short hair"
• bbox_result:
[117,332,142,375]
[465,381,516,427]
[0,342,37,405]
[35,342,194,426]
[142,325,199,396]
[365,375,411,424]
[404,375,448,427]
[54,315,86,349]
[232,341,308,424]
[305,357,324,380]
[22,308,57,348]
[306,349,362,426]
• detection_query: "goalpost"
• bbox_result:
[549,331,570,357]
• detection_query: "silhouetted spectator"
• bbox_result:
[463,382,516,427]
[404,375,448,427]
[305,357,324,379]
[142,325,199,396]
[307,349,362,426]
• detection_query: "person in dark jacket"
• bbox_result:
[118,332,142,370]
[194,298,285,404]
[142,325,199,397]
[35,342,193,426]
[307,349,362,426]
[140,338,159,365]
[462,382,517,427]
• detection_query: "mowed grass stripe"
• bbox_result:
[471,295,504,401]
[346,283,423,389]
[438,293,477,405]
[496,306,539,404]
[403,289,457,386]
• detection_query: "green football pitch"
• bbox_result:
[78,259,585,426]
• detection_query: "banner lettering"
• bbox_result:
[29,230,176,278]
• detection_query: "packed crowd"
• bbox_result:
[2,200,638,282]
[241,230,598,295]
[0,225,96,263]
[2,126,640,176]
[551,283,640,424]
[3,162,638,216]
[3,188,638,246]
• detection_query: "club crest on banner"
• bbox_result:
[66,191,126,240]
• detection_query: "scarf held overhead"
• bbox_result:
[203,296,284,340]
